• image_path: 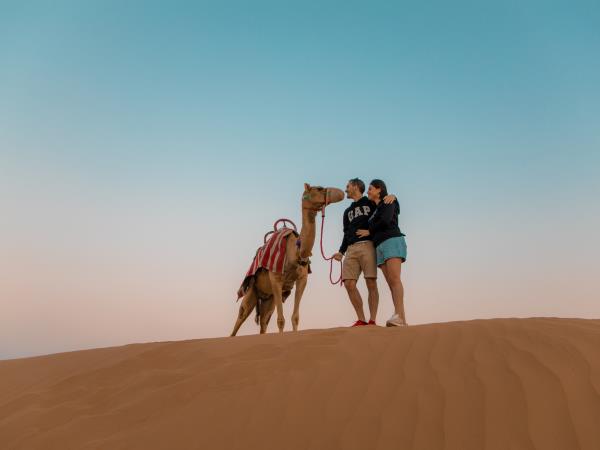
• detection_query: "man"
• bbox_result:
[333,178,395,326]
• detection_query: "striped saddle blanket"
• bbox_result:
[246,228,297,277]
[238,228,298,299]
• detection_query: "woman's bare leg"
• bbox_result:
[364,278,379,323]
[381,258,405,322]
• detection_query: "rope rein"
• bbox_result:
[319,210,343,285]
[319,190,343,286]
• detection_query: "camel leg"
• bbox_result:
[268,271,285,333]
[291,272,308,331]
[259,297,274,334]
[231,287,258,337]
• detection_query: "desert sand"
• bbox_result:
[2,318,600,450]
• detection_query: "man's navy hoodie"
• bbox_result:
[339,197,376,254]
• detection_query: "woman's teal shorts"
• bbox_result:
[376,236,407,266]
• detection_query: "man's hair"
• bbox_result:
[348,178,365,194]
[370,179,388,200]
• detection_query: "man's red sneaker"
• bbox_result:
[351,320,368,327]
[367,320,377,325]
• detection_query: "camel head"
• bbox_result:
[302,183,344,211]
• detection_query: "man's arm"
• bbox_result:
[334,211,349,260]
[339,211,349,254]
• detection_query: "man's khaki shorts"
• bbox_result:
[342,240,377,281]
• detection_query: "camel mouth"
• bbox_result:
[325,187,345,204]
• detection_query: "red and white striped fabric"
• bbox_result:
[244,228,297,279]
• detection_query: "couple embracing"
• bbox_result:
[333,178,407,327]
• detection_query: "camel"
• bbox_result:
[231,183,344,336]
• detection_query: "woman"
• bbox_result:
[356,179,407,326]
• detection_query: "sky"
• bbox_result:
[1,0,599,359]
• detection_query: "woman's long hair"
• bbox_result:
[370,179,388,201]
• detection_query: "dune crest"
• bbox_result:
[2,318,600,450]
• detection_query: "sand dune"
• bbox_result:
[2,318,600,450]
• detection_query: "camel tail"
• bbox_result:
[236,276,255,302]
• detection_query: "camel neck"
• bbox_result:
[299,207,317,259]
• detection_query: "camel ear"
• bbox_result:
[304,183,311,191]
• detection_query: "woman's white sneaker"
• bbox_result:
[386,313,407,327]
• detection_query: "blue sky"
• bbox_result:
[1,1,599,359]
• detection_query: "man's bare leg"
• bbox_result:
[344,279,366,322]
[365,277,379,323]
